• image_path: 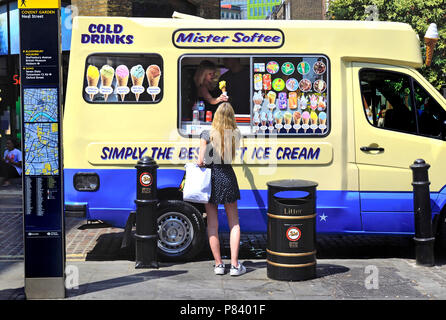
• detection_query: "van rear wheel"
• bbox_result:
[156,200,206,261]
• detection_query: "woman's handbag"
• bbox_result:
[182,163,211,203]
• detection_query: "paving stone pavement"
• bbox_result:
[2,187,446,302]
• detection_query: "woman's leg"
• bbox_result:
[205,202,223,265]
[224,201,240,267]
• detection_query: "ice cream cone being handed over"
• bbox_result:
[146,65,161,101]
[424,23,439,67]
[219,81,227,97]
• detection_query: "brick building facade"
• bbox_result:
[270,0,327,20]
[70,0,220,19]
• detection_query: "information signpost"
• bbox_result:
[18,0,65,299]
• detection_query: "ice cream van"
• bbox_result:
[64,16,446,261]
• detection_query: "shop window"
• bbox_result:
[178,55,330,137]
[359,69,416,134]
[83,53,163,104]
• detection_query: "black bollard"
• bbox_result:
[410,159,435,267]
[135,156,159,269]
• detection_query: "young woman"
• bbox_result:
[0,138,22,187]
[197,102,245,276]
[193,60,228,111]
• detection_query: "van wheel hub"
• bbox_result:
[158,212,193,254]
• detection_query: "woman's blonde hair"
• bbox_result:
[210,103,241,163]
[193,60,216,89]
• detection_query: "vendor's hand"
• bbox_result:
[218,94,228,103]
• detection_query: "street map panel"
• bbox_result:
[24,123,59,175]
[24,88,58,123]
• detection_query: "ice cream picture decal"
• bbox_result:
[116,65,130,101]
[85,60,162,103]
[86,65,99,101]
[100,65,115,101]
[130,64,145,102]
[146,65,161,101]
[250,56,328,135]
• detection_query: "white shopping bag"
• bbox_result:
[182,163,212,203]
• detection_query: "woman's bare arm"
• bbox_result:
[197,138,208,167]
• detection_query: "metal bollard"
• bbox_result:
[410,159,435,267]
[135,156,159,269]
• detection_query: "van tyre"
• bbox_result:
[156,200,206,262]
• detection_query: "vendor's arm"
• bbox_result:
[198,85,228,105]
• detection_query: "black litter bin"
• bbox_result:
[266,179,318,281]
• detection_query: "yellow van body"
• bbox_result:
[64,17,446,260]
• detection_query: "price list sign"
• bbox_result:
[19,0,65,299]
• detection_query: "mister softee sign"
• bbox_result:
[173,29,284,48]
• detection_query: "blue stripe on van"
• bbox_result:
[64,168,443,235]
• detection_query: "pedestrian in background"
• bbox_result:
[0,138,22,187]
[197,102,246,276]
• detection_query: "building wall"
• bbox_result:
[271,0,327,20]
[70,0,109,16]
[291,0,325,19]
[221,0,247,19]
[247,0,281,20]
[70,0,219,18]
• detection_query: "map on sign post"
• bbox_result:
[24,123,59,176]
[23,88,59,176]
[24,88,59,122]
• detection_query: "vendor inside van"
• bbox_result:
[180,57,251,124]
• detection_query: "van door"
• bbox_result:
[352,63,446,234]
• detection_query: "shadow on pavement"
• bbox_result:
[66,269,188,298]
[0,287,25,300]
[79,226,446,267]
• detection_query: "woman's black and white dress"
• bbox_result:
[200,130,240,205]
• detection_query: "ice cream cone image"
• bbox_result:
[130,65,145,102]
[147,64,161,101]
[100,65,114,101]
[318,112,327,133]
[302,111,310,133]
[310,112,318,132]
[274,111,283,130]
[219,80,227,96]
[253,90,263,106]
[293,111,301,125]
[267,91,276,105]
[284,112,292,133]
[86,65,99,101]
[115,65,129,101]
[424,23,439,67]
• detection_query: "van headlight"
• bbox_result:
[73,173,99,191]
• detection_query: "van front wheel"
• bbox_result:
[156,200,206,261]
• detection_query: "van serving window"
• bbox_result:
[83,53,163,104]
[178,55,330,137]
